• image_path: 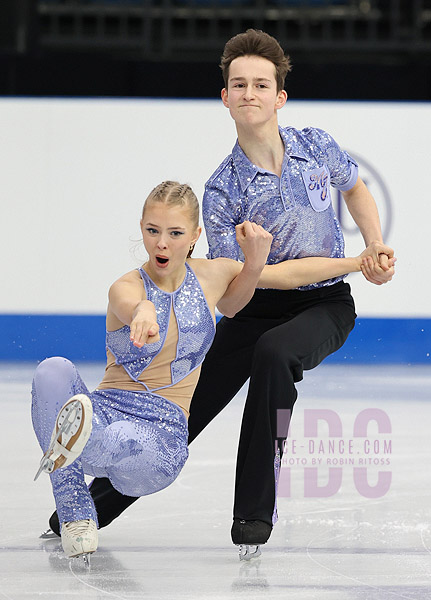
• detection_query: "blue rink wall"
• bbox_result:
[0,315,429,364]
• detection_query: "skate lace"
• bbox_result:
[63,519,94,536]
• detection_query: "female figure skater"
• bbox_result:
[32,181,391,562]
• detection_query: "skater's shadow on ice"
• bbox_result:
[231,558,269,592]
[42,541,141,593]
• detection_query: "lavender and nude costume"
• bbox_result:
[32,263,215,527]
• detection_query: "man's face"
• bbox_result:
[221,55,287,128]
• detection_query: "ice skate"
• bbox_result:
[238,544,262,561]
[61,519,98,566]
[231,519,272,561]
[34,394,93,481]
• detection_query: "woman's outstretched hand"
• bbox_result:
[130,301,160,347]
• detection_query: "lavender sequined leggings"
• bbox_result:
[32,357,189,527]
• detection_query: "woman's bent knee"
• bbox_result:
[34,356,75,385]
[111,450,188,497]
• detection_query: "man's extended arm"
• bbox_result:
[341,177,394,285]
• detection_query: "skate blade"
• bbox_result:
[34,400,81,481]
[238,544,261,561]
[39,528,59,539]
[81,552,91,569]
[34,456,54,481]
[70,552,92,570]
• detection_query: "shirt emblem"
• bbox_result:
[301,166,331,212]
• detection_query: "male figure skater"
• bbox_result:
[47,30,394,558]
[190,29,394,555]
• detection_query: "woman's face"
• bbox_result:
[140,202,201,278]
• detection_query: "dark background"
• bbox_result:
[1,0,430,100]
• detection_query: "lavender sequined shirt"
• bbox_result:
[203,126,358,290]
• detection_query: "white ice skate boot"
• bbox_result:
[61,519,98,564]
[34,394,93,481]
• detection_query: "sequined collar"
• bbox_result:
[279,127,309,162]
[232,126,309,192]
[139,263,188,296]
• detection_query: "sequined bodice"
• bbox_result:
[106,263,215,391]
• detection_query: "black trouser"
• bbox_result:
[49,282,356,533]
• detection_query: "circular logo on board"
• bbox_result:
[334,152,393,254]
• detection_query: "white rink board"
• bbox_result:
[0,97,424,316]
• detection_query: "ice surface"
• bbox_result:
[1,362,430,599]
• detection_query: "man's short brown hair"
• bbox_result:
[220,29,292,92]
